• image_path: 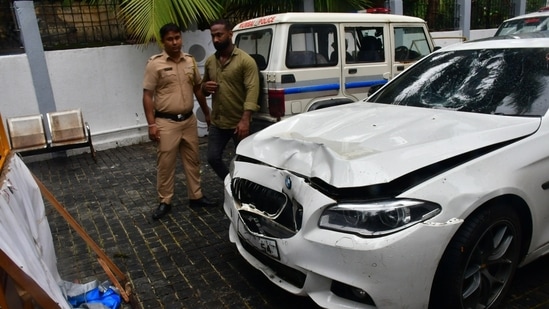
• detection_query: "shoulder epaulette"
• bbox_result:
[147,54,163,62]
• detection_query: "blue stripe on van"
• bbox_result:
[283,80,387,94]
[284,83,340,94]
[345,79,387,89]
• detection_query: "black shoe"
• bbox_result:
[189,196,217,207]
[152,203,171,220]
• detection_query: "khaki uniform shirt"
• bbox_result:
[143,51,200,114]
[203,47,260,129]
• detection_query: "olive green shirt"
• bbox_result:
[203,47,260,129]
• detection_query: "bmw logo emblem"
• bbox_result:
[285,176,292,190]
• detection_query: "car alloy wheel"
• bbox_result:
[430,203,522,309]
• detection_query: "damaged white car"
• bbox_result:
[223,33,549,309]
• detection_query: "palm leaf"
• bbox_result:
[119,0,221,46]
[119,0,373,46]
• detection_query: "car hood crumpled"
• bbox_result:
[239,102,541,188]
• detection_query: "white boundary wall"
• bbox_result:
[0,30,215,157]
[0,29,494,156]
[431,29,497,48]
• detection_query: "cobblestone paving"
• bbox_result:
[24,141,549,309]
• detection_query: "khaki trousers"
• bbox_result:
[156,116,202,204]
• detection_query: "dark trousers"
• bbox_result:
[207,125,239,180]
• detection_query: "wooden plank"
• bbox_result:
[0,114,11,170]
[32,174,127,281]
[0,269,10,309]
[0,250,61,308]
[97,257,130,303]
[33,174,136,307]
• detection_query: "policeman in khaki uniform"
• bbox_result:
[142,23,216,220]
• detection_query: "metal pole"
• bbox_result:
[302,0,314,12]
[459,0,471,40]
[13,0,56,140]
[389,0,403,15]
[516,0,526,15]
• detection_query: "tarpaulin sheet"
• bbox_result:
[0,153,71,308]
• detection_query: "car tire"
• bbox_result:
[429,204,522,309]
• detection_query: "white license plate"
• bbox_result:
[237,218,280,259]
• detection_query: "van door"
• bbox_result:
[234,27,273,115]
[283,23,341,113]
[341,23,390,100]
[390,23,433,78]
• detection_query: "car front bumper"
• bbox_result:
[223,164,462,309]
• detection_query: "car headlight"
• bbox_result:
[319,199,441,237]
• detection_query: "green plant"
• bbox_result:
[117,0,372,46]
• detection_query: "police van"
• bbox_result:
[233,12,436,129]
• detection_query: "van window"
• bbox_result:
[286,24,337,68]
[235,29,272,70]
[394,27,431,62]
[345,27,384,63]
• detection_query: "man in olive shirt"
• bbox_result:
[202,19,260,180]
[143,23,216,220]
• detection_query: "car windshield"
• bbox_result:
[368,48,549,116]
[495,16,549,36]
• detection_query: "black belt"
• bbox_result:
[155,110,193,122]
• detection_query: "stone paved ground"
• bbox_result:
[24,141,549,309]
